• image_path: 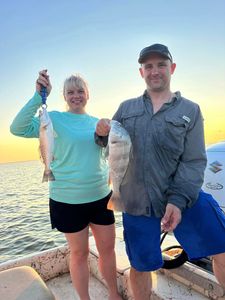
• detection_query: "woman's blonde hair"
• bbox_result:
[63,74,89,97]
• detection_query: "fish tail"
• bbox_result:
[107,191,124,211]
[42,170,55,182]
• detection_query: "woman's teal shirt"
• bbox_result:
[10,92,110,204]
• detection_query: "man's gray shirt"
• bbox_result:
[96,91,207,218]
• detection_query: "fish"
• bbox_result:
[107,120,132,211]
[39,106,55,182]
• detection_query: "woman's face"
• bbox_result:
[64,86,89,114]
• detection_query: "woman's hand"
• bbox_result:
[96,118,111,136]
[36,69,52,96]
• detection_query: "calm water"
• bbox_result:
[0,161,122,264]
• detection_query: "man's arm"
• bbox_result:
[166,106,207,212]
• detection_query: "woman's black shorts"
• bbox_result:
[49,192,115,233]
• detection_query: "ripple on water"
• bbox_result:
[0,161,122,264]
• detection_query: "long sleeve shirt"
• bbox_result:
[10,92,110,204]
[96,91,207,217]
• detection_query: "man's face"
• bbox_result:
[139,54,176,92]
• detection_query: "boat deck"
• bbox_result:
[47,273,108,300]
[1,226,225,300]
[46,227,224,300]
[46,268,210,300]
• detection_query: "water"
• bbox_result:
[0,161,122,264]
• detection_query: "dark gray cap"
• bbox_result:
[138,43,173,63]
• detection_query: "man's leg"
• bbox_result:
[212,253,225,289]
[122,213,162,300]
[174,191,225,291]
[130,267,152,300]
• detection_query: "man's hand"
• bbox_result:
[161,203,181,232]
[96,118,111,136]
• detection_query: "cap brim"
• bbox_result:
[138,51,171,63]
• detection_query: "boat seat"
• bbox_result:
[0,265,55,300]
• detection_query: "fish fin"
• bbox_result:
[108,175,112,186]
[120,160,130,186]
[107,192,124,212]
[120,169,129,186]
[48,172,55,181]
[38,146,44,163]
[107,198,114,210]
[129,144,134,160]
[120,146,133,186]
[104,144,109,159]
[42,170,55,182]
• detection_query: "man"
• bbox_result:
[95,44,225,299]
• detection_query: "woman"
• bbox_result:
[10,70,122,300]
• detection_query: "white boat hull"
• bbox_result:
[1,227,224,299]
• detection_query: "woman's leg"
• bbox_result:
[91,223,122,300]
[65,227,90,300]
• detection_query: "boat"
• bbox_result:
[1,226,225,300]
[1,142,225,299]
[203,141,225,212]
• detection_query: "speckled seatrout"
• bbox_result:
[39,106,55,182]
[107,120,132,211]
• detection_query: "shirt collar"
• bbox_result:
[143,90,180,105]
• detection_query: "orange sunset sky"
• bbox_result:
[1,1,225,164]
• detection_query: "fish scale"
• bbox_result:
[39,87,55,182]
[107,120,132,211]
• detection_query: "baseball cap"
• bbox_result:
[138,43,173,63]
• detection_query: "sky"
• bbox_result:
[0,0,225,163]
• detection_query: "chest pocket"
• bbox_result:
[121,111,144,141]
[158,115,189,156]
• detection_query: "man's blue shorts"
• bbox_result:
[123,191,225,272]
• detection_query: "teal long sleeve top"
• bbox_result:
[10,92,110,204]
